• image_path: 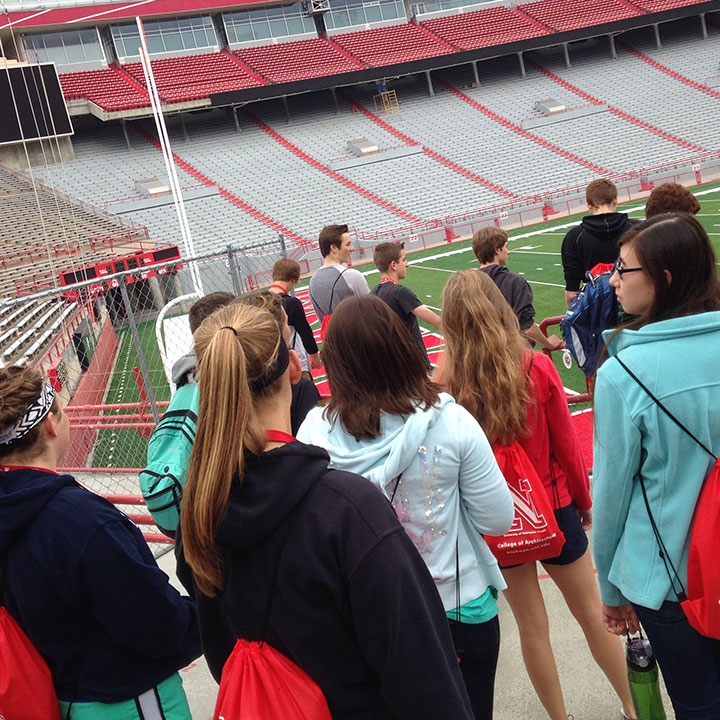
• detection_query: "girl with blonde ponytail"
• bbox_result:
[175,302,476,720]
[0,365,200,720]
[439,270,635,720]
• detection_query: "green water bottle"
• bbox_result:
[626,632,666,720]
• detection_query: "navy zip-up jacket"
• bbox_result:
[0,467,200,702]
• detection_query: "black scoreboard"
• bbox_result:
[0,63,72,145]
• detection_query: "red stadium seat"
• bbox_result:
[421,6,549,51]
[517,0,641,32]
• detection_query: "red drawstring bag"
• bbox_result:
[0,606,62,720]
[681,458,720,639]
[485,442,565,567]
[213,638,332,720]
[319,314,331,343]
[615,356,720,640]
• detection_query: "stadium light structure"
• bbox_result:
[136,16,203,296]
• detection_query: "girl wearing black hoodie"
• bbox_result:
[176,302,474,719]
[0,365,200,719]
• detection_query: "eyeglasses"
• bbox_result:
[613,258,644,278]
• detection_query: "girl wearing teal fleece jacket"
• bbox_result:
[298,294,513,720]
[593,213,720,719]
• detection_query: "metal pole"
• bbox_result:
[700,13,707,40]
[232,106,241,133]
[227,245,243,296]
[609,34,617,60]
[282,95,291,124]
[654,23,662,49]
[518,52,527,78]
[180,113,189,141]
[425,70,435,96]
[563,42,571,68]
[120,118,132,149]
[278,233,287,258]
[472,61,480,86]
[119,278,160,423]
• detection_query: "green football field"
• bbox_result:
[297,181,720,396]
[96,182,720,468]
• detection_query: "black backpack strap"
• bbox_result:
[326,267,348,315]
[613,355,696,601]
[310,267,348,318]
[615,356,716,460]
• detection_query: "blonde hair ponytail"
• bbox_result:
[181,303,283,597]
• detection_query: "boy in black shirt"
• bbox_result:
[473,227,562,351]
[371,242,441,366]
[270,258,323,380]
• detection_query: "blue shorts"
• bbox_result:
[541,502,588,566]
[502,502,588,569]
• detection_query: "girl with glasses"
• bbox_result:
[594,213,720,718]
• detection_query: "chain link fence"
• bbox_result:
[0,238,286,556]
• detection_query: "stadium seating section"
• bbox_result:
[421,6,548,51]
[53,2,715,109]
[632,0,710,9]
[235,38,364,83]
[123,51,264,103]
[0,165,149,296]
[332,23,452,67]
[517,0,641,32]
[59,65,150,111]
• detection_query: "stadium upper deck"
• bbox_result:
[1,0,716,117]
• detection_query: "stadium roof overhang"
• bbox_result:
[208,2,720,105]
[0,0,288,31]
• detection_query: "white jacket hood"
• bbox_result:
[298,393,456,496]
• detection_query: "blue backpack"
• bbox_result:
[140,382,199,538]
[561,269,618,378]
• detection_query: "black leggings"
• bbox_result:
[448,615,500,720]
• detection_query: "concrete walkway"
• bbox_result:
[158,534,673,720]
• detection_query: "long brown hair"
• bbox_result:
[322,294,439,439]
[180,303,285,597]
[439,270,530,446]
[0,366,60,460]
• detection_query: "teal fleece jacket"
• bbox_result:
[298,394,514,611]
[593,311,720,610]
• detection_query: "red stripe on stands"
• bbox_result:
[411,20,459,52]
[339,91,518,199]
[242,110,424,224]
[530,60,709,154]
[439,80,617,177]
[512,6,551,32]
[619,41,720,101]
[221,48,269,85]
[322,36,366,68]
[422,148,518,198]
[109,62,148,96]
[133,125,312,247]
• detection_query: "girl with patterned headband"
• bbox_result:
[0,365,200,719]
[297,293,514,720]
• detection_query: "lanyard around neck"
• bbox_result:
[265,430,296,444]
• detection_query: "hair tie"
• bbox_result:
[220,326,238,337]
